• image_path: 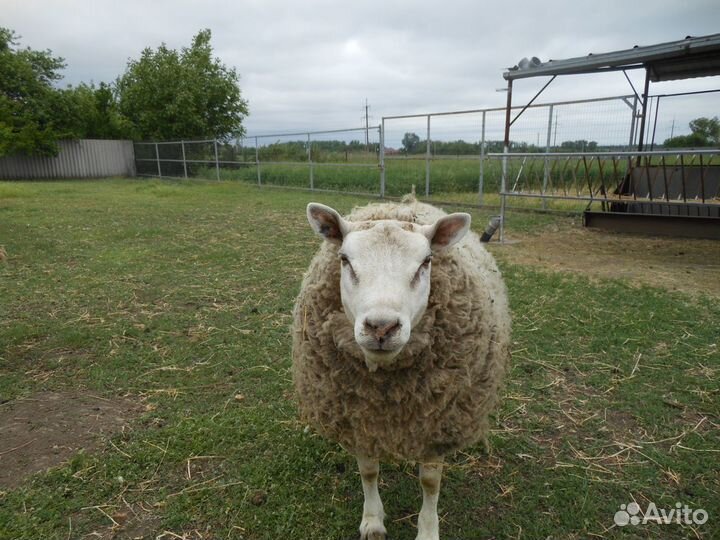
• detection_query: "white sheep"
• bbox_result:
[292,197,511,540]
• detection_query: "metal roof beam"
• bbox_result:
[503,33,720,81]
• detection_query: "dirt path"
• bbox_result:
[488,226,720,298]
[0,392,142,489]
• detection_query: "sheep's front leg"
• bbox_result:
[416,460,444,540]
[356,455,386,540]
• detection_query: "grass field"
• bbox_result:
[0,178,718,539]
[140,149,619,198]
[143,157,592,213]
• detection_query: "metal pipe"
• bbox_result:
[650,95,662,150]
[425,115,431,197]
[181,140,188,179]
[500,78,513,244]
[497,191,715,207]
[155,142,161,177]
[628,95,638,151]
[380,93,633,121]
[543,104,554,209]
[255,136,261,186]
[139,139,215,145]
[622,69,642,102]
[379,121,386,198]
[307,133,314,190]
[661,155,670,202]
[486,149,717,158]
[250,126,373,139]
[509,76,557,127]
[637,68,651,152]
[680,154,687,203]
[135,158,378,168]
[214,140,220,181]
[478,110,486,206]
[502,80,513,152]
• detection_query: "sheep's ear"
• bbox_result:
[307,203,350,244]
[423,213,471,251]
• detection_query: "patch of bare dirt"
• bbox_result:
[488,226,720,298]
[0,392,142,489]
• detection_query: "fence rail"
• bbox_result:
[494,149,719,203]
[493,148,720,239]
[131,95,719,240]
[134,126,383,193]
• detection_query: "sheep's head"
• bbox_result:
[307,203,471,371]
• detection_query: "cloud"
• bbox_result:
[3,0,719,140]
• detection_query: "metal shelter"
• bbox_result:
[499,34,720,239]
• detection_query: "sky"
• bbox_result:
[4,0,720,146]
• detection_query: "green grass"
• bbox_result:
[0,178,718,539]
[147,157,591,213]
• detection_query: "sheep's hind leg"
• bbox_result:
[356,455,386,540]
[416,459,444,540]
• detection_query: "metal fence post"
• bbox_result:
[181,140,188,179]
[627,96,639,174]
[380,120,386,198]
[478,110,486,206]
[500,78,513,244]
[543,104,554,209]
[214,140,220,180]
[500,155,507,243]
[307,133,314,190]
[425,115,431,197]
[154,142,161,177]
[628,95,638,150]
[255,136,261,186]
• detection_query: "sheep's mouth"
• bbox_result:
[364,347,398,355]
[360,341,404,356]
[362,342,399,353]
[359,345,404,370]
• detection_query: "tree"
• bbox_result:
[559,140,598,152]
[664,116,719,148]
[689,117,720,144]
[116,29,248,141]
[401,132,420,154]
[59,82,132,139]
[0,27,69,156]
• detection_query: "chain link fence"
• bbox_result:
[135,126,383,195]
[378,95,637,206]
[134,94,719,220]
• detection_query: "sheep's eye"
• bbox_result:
[339,254,359,283]
[411,256,432,287]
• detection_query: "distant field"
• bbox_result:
[136,145,636,215]
[138,154,500,196]
[1,179,718,539]
[143,156,593,213]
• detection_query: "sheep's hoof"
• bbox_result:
[359,516,386,540]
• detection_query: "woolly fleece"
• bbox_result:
[292,200,511,461]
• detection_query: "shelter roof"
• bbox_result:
[504,34,720,82]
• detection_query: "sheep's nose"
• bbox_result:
[363,318,401,343]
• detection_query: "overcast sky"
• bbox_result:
[4,0,720,144]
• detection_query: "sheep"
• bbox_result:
[292,197,511,540]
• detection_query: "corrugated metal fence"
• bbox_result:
[0,139,136,180]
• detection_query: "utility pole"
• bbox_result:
[364,99,370,151]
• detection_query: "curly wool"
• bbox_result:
[292,200,511,461]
